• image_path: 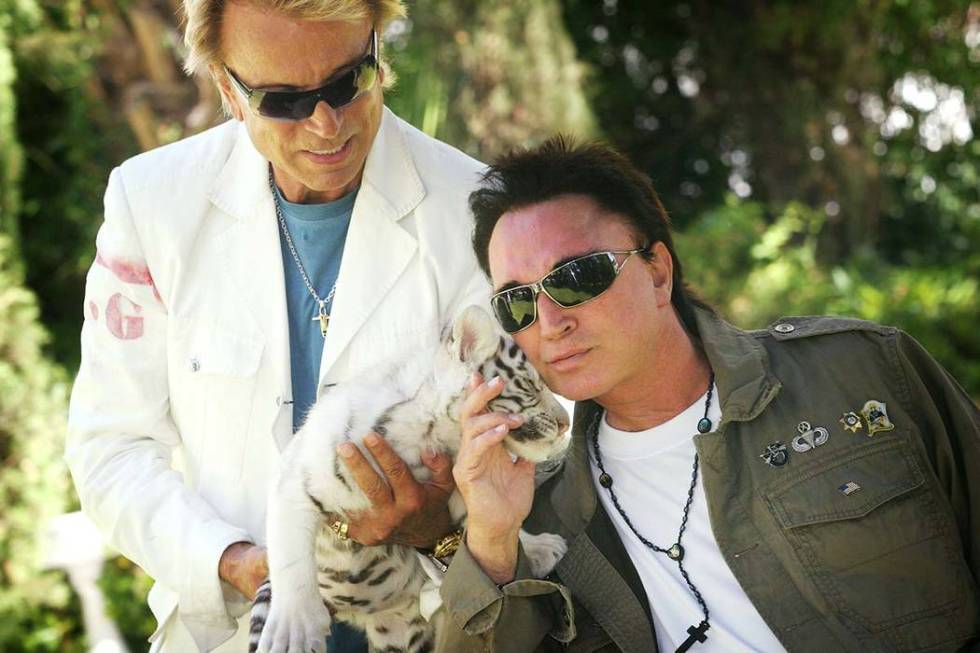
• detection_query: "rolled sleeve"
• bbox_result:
[440,540,576,650]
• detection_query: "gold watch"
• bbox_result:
[427,529,463,572]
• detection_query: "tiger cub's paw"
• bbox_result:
[256,588,332,653]
[519,530,568,578]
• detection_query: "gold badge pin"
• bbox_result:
[860,400,895,436]
[839,411,863,433]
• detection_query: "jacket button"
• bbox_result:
[774,323,795,333]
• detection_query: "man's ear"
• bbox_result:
[648,241,674,307]
[211,65,245,122]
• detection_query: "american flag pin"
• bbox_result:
[838,481,862,496]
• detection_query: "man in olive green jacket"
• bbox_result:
[438,137,979,652]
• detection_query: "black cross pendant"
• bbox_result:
[675,622,709,653]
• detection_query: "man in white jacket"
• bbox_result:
[65,1,487,650]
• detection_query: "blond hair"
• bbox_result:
[181,0,406,85]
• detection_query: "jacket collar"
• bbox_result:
[208,121,269,225]
[694,307,782,426]
[356,106,425,223]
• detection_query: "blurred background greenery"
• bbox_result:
[0,0,977,649]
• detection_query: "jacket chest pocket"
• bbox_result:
[169,319,264,475]
[764,437,972,649]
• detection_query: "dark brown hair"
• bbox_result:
[470,135,712,339]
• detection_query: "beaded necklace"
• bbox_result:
[590,373,715,652]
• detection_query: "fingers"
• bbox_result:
[459,423,510,469]
[460,374,504,423]
[421,448,456,495]
[455,373,528,486]
[364,433,424,504]
[461,375,521,450]
[336,433,434,546]
[338,438,393,506]
[460,409,524,470]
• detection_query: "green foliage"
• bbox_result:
[386,0,596,160]
[678,198,980,394]
[9,0,135,370]
[561,0,980,261]
[0,4,89,649]
[0,3,25,241]
[98,556,155,652]
[0,3,150,648]
[0,232,82,651]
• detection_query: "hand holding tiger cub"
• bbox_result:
[454,372,539,584]
[334,434,456,547]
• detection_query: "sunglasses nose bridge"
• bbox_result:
[533,279,578,335]
[534,278,566,310]
[512,280,550,332]
[304,98,343,134]
[528,279,571,312]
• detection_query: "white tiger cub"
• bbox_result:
[251,305,572,653]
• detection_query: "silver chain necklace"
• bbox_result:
[268,168,337,338]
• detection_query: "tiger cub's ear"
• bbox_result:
[450,306,500,365]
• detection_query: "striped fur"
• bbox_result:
[250,306,570,653]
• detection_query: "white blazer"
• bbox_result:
[66,108,489,651]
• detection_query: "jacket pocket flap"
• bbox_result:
[765,437,924,529]
[200,333,262,377]
[173,319,264,378]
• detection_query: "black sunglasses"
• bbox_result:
[490,248,647,334]
[224,30,378,121]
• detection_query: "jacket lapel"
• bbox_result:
[209,123,292,448]
[551,402,658,653]
[317,108,421,386]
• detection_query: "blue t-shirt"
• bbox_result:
[274,184,355,431]
[274,185,366,651]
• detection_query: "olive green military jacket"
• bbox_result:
[438,309,980,652]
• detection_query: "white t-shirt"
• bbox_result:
[590,386,786,652]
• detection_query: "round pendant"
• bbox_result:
[667,543,684,561]
[697,417,712,434]
[599,473,613,488]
